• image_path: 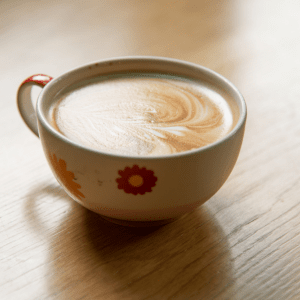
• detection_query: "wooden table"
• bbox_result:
[1,1,300,299]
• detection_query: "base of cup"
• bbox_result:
[99,215,180,227]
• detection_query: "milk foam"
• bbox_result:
[50,76,235,156]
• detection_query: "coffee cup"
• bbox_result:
[17,57,246,226]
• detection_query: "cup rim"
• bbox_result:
[37,56,247,160]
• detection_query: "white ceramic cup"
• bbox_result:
[17,57,246,226]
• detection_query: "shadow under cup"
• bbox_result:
[22,57,247,226]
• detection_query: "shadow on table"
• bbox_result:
[24,182,234,300]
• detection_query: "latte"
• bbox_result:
[49,74,238,156]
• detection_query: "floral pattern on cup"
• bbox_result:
[116,165,157,195]
[49,153,85,200]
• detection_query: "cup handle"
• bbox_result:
[17,74,53,137]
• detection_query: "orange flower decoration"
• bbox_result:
[49,153,85,200]
[116,165,157,195]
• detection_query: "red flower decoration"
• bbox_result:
[116,165,157,195]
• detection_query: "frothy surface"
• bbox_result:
[50,76,235,156]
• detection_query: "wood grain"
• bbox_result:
[1,0,300,299]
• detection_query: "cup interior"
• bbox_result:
[37,57,246,158]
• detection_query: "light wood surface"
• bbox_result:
[1,1,300,299]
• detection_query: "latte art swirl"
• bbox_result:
[51,77,234,156]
